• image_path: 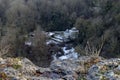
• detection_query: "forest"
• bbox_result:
[0,0,120,60]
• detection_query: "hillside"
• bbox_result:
[0,0,120,80]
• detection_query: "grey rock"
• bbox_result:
[88,58,120,80]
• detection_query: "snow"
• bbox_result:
[59,56,68,60]
[46,27,79,60]
[52,38,63,43]
[64,30,70,39]
[25,41,32,46]
[54,35,63,40]
[63,47,76,54]
[59,47,78,60]
[46,40,58,45]
[52,54,57,60]
[48,32,54,37]
[51,46,78,60]
[59,52,78,60]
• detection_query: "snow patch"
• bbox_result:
[25,41,32,46]
[59,47,78,60]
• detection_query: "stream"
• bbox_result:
[46,27,79,60]
[25,27,79,67]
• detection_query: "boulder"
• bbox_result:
[50,56,101,80]
[88,58,120,80]
[0,57,52,80]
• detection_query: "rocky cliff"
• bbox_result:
[0,56,120,80]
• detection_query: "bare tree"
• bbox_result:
[30,27,51,67]
[32,27,48,55]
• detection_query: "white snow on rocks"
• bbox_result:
[46,27,79,60]
[59,47,78,60]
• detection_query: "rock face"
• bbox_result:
[50,56,101,80]
[88,58,120,80]
[1,27,120,80]
[50,56,120,80]
[50,59,79,80]
[0,57,51,80]
[1,56,120,80]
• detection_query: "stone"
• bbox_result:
[20,58,37,76]
[88,58,120,80]
[3,67,19,77]
[105,70,115,78]
[50,56,101,80]
[117,65,120,70]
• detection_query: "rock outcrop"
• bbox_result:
[50,56,101,80]
[88,58,120,80]
[0,57,51,80]
[0,56,120,80]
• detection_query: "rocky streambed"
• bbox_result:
[46,27,79,60]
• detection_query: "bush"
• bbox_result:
[28,27,51,67]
